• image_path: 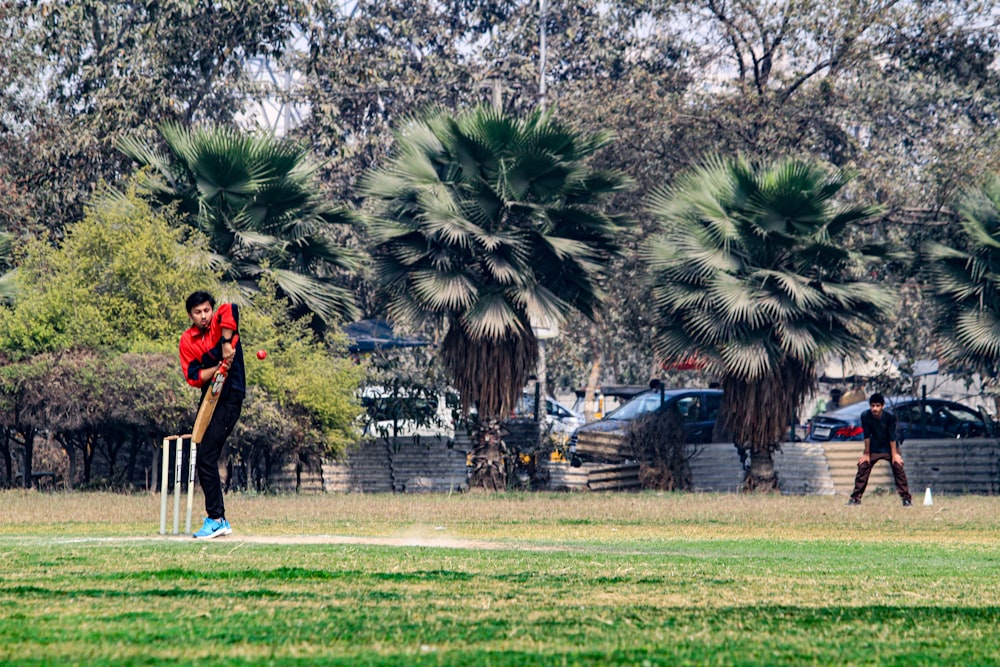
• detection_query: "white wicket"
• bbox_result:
[159,435,197,535]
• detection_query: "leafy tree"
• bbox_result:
[233,283,366,488]
[522,0,1000,392]
[0,181,216,356]
[644,156,892,490]
[0,182,215,486]
[0,177,364,490]
[22,350,193,489]
[923,175,1000,412]
[0,355,48,488]
[1,1,309,240]
[363,106,632,489]
[480,1,693,394]
[0,296,365,491]
[293,0,513,197]
[118,123,359,326]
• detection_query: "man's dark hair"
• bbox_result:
[869,392,885,406]
[186,291,215,314]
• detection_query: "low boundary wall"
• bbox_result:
[546,438,1000,495]
[277,436,1000,495]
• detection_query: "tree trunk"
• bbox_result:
[536,338,548,401]
[105,434,124,483]
[21,427,35,489]
[741,446,779,492]
[583,329,604,422]
[83,433,96,484]
[1,429,13,488]
[468,417,506,491]
[125,431,141,490]
[723,365,812,493]
[58,436,76,490]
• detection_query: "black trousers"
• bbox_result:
[850,452,912,503]
[197,390,244,520]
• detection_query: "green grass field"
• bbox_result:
[2,490,999,666]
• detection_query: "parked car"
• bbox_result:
[514,393,584,437]
[568,388,724,458]
[570,385,649,420]
[806,396,997,443]
[360,386,457,439]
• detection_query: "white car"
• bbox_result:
[515,394,584,436]
[360,386,456,439]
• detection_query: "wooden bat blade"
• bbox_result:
[190,363,229,444]
[191,392,221,444]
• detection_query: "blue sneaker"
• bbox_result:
[193,517,232,539]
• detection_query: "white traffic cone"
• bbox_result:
[923,487,933,506]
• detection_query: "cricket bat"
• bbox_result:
[191,357,231,444]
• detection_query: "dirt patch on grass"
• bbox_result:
[157,533,509,549]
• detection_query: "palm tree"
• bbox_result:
[644,156,892,490]
[118,123,358,325]
[923,174,1000,412]
[363,106,632,489]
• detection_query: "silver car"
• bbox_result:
[515,394,584,436]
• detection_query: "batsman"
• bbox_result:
[179,291,245,539]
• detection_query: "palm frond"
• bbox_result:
[708,274,768,328]
[461,291,528,341]
[819,281,894,315]
[261,268,358,324]
[720,339,775,381]
[515,282,572,329]
[825,204,882,237]
[410,270,478,311]
[752,269,828,311]
[289,235,359,273]
[503,151,569,201]
[566,170,635,202]
[953,309,1000,358]
[775,321,823,360]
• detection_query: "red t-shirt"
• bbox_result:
[178,303,245,394]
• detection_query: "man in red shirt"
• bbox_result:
[179,291,246,538]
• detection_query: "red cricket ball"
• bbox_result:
[256,349,267,360]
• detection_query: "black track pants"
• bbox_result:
[197,391,244,520]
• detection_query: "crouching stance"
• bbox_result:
[847,393,912,507]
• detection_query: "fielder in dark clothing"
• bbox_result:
[178,291,246,538]
[848,392,912,506]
